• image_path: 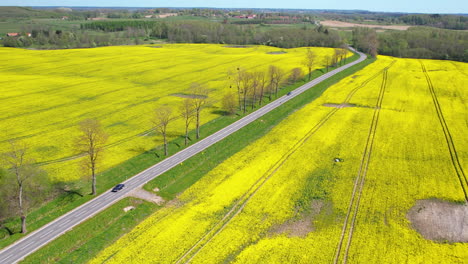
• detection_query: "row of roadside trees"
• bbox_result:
[0,82,210,234]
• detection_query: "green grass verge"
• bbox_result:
[0,52,371,253]
[21,198,158,264]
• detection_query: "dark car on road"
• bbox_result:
[287,92,292,96]
[111,184,125,192]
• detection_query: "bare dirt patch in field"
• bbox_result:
[323,103,357,108]
[123,206,135,212]
[267,51,287,54]
[171,93,208,99]
[321,20,410,30]
[407,199,468,243]
[271,200,324,237]
[128,188,165,205]
[224,45,249,48]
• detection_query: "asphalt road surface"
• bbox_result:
[0,48,366,264]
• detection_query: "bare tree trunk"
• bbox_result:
[275,82,279,98]
[184,123,189,146]
[18,183,27,233]
[259,85,264,105]
[237,86,242,111]
[251,83,257,110]
[196,111,200,139]
[243,90,247,115]
[91,165,96,195]
[21,216,27,234]
[308,66,312,81]
[163,132,168,156]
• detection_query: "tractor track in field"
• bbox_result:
[420,61,468,202]
[174,62,394,264]
[175,109,335,264]
[333,61,395,264]
[450,62,468,77]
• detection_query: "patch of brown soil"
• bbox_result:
[407,199,468,243]
[166,198,184,208]
[123,206,135,212]
[271,200,324,238]
[224,45,249,48]
[171,93,208,99]
[323,103,357,108]
[267,51,287,54]
[321,20,410,30]
[128,188,165,205]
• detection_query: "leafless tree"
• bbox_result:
[239,70,254,114]
[228,67,243,111]
[366,32,379,57]
[1,141,46,233]
[75,119,108,195]
[326,55,332,72]
[333,49,340,67]
[288,67,304,84]
[303,48,316,81]
[153,106,173,155]
[179,99,195,146]
[340,44,349,65]
[189,83,210,139]
[222,92,237,115]
[334,48,347,66]
[268,65,285,98]
[254,71,267,106]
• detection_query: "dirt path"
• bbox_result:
[127,188,165,205]
[320,20,410,30]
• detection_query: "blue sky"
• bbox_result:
[1,0,467,14]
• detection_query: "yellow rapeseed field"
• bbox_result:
[90,56,467,263]
[0,44,341,181]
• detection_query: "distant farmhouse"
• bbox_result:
[156,13,177,18]
[233,14,257,19]
[6,32,31,37]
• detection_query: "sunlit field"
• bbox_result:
[0,44,342,181]
[90,56,467,263]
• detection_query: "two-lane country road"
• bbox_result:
[0,48,366,264]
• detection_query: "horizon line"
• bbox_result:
[1,5,467,15]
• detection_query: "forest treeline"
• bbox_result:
[2,19,467,62]
[398,14,467,30]
[320,13,467,30]
[81,20,343,48]
[84,20,468,62]
[3,20,342,49]
[352,27,468,62]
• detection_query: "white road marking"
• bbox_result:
[19,241,34,250]
[39,232,50,239]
